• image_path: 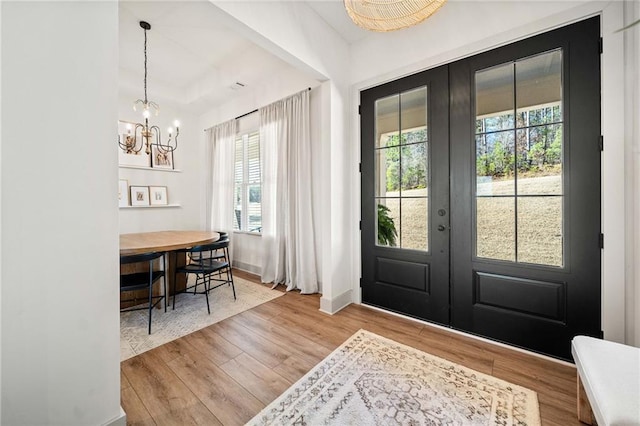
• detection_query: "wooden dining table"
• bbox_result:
[119,230,220,306]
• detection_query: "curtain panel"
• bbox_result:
[260,89,319,294]
[205,119,237,259]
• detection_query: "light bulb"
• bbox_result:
[126,123,132,133]
[167,127,173,135]
[143,110,150,119]
[174,120,180,128]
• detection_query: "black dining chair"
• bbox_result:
[186,231,229,268]
[120,252,166,334]
[173,239,235,314]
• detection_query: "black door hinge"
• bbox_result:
[359,220,362,230]
[358,105,362,115]
[599,37,603,54]
[599,135,604,151]
[599,233,604,249]
[359,277,363,287]
[359,163,362,173]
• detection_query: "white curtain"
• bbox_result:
[260,89,318,294]
[205,119,237,259]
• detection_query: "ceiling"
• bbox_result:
[119,1,369,112]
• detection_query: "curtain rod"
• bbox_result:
[234,108,258,120]
[204,87,312,132]
[234,87,311,120]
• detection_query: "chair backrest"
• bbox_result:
[120,251,164,265]
[187,240,229,254]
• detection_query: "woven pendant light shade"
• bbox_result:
[344,0,447,32]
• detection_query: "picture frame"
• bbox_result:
[130,186,150,206]
[118,120,151,168]
[151,144,174,169]
[118,179,129,207]
[149,186,168,206]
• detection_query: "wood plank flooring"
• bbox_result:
[121,270,581,426]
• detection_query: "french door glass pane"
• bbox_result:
[475,49,564,267]
[401,87,427,143]
[401,197,428,251]
[376,198,400,247]
[475,63,514,132]
[401,143,428,193]
[517,196,563,266]
[476,197,515,261]
[376,95,399,148]
[516,125,563,196]
[476,131,515,195]
[515,49,562,122]
[375,146,400,197]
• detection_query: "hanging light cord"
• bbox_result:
[143,27,148,104]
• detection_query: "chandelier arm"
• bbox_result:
[150,125,177,153]
[150,125,161,146]
[117,123,144,154]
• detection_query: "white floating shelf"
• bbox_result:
[120,204,181,209]
[119,165,182,173]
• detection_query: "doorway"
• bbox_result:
[360,17,601,360]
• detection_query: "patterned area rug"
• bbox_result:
[249,329,541,426]
[120,277,282,361]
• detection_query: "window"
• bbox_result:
[234,131,262,233]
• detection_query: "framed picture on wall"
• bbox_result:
[151,144,174,169]
[118,120,151,168]
[118,179,129,207]
[149,186,168,205]
[130,186,149,206]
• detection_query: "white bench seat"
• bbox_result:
[571,336,640,425]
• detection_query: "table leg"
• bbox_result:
[166,251,187,307]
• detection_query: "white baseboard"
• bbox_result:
[232,260,261,276]
[104,407,126,426]
[320,289,352,314]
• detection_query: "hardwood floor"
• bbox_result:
[121,269,581,426]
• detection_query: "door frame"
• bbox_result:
[356,12,624,356]
[353,5,625,344]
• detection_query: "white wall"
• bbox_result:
[349,1,631,344]
[1,2,121,424]
[349,1,595,85]
[118,92,201,234]
[624,0,640,347]
[0,1,4,421]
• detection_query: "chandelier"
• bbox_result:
[119,21,179,156]
[344,0,447,32]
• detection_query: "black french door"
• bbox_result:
[361,66,450,325]
[361,17,601,360]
